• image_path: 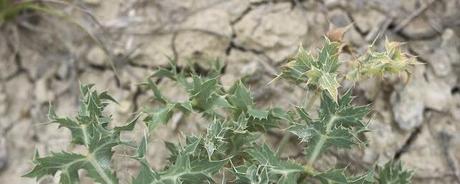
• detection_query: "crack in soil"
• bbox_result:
[393,125,422,160]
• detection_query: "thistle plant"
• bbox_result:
[25,35,416,183]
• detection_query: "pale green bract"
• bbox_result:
[25,37,415,184]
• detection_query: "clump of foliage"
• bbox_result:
[0,0,43,25]
[25,35,416,183]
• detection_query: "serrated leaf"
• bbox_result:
[248,106,269,120]
[26,84,126,184]
[247,144,303,184]
[376,161,413,184]
[136,141,226,184]
[234,164,270,184]
[145,79,168,104]
[144,103,176,131]
[346,39,418,81]
[318,72,340,102]
[24,152,86,184]
[227,80,253,110]
[114,113,141,132]
[315,168,348,184]
[280,38,341,102]
[289,91,369,162]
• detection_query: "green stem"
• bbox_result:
[276,88,321,156]
[307,115,336,164]
[305,88,321,111]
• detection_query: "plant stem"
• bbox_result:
[276,88,321,156]
[305,88,321,111]
[307,115,336,164]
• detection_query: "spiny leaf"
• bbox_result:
[233,164,270,184]
[376,161,413,184]
[143,104,176,131]
[26,84,124,184]
[289,91,369,162]
[315,168,348,184]
[227,80,253,111]
[346,39,418,81]
[318,72,340,102]
[247,144,304,183]
[114,113,141,132]
[135,137,226,184]
[248,106,269,120]
[280,38,341,101]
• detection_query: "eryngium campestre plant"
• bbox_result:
[25,35,416,184]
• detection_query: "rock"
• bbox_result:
[328,9,365,46]
[83,0,101,5]
[86,46,107,66]
[56,61,71,80]
[34,79,53,104]
[357,78,380,100]
[134,35,174,67]
[410,29,459,91]
[4,75,33,120]
[17,48,54,79]
[181,9,233,37]
[234,3,308,62]
[174,31,229,63]
[351,9,386,34]
[223,49,262,88]
[410,38,453,78]
[391,65,453,130]
[409,37,441,56]
[0,34,18,80]
[400,16,438,39]
[323,0,347,8]
[421,29,459,77]
[391,66,426,130]
[422,74,453,111]
[0,85,6,115]
[450,92,460,121]
[427,50,452,77]
[363,98,410,163]
[215,0,250,21]
[400,125,452,182]
[94,0,121,23]
[440,29,460,66]
[0,137,7,171]
[119,66,150,90]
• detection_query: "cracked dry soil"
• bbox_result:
[1,0,460,183]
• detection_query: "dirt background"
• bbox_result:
[1,0,460,183]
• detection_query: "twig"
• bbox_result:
[393,0,437,32]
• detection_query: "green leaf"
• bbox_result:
[346,40,418,81]
[315,169,348,184]
[145,79,168,104]
[48,106,87,145]
[376,161,413,184]
[318,72,340,102]
[24,152,86,184]
[280,38,341,102]
[247,144,304,183]
[234,164,270,184]
[248,106,269,120]
[227,80,253,111]
[26,84,124,184]
[114,113,141,132]
[289,91,369,162]
[135,138,226,184]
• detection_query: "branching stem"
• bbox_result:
[276,88,321,156]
